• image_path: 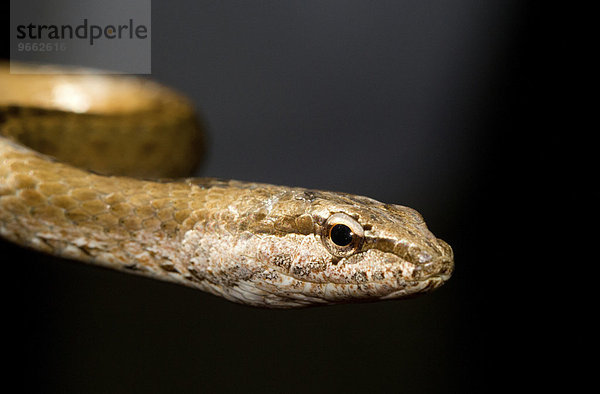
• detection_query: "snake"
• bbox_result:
[0,62,453,308]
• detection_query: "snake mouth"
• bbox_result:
[259,270,451,306]
[264,249,453,303]
[379,275,448,300]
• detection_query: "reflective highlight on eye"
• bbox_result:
[330,224,353,246]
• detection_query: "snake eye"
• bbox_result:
[322,213,364,258]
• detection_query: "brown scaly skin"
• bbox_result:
[0,62,453,308]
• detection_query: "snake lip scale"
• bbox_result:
[0,62,454,308]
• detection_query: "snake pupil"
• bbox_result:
[330,224,353,246]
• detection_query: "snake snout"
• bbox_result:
[414,239,454,281]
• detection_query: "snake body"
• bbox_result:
[0,62,453,308]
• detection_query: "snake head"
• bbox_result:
[226,189,454,307]
[315,202,455,302]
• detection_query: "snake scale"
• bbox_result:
[0,62,453,308]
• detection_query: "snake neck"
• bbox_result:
[1,134,307,303]
[1,136,210,284]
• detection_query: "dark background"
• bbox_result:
[1,1,571,393]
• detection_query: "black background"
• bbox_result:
[1,1,573,393]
